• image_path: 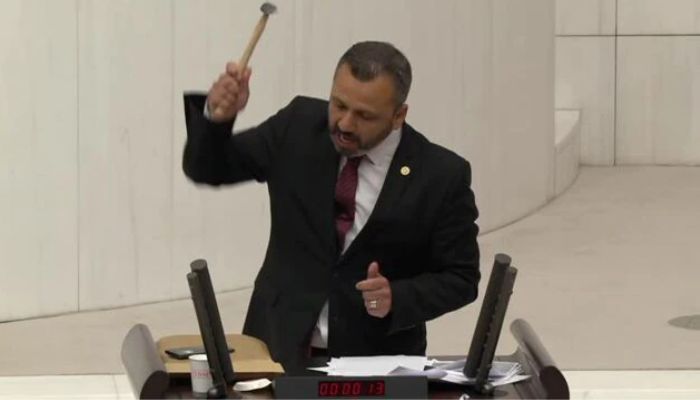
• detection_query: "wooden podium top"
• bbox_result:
[157,334,284,379]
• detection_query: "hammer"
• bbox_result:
[214,2,277,118]
[239,2,277,69]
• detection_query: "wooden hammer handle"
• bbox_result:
[239,14,270,69]
[213,14,270,119]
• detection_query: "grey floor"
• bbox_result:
[1,166,699,376]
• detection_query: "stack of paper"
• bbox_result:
[308,356,529,387]
[425,358,529,386]
[308,355,428,376]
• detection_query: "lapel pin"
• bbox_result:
[400,166,411,176]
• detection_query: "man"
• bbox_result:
[183,41,480,371]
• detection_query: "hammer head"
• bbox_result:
[260,2,277,16]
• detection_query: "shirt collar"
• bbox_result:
[361,126,402,168]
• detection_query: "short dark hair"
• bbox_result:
[336,41,412,107]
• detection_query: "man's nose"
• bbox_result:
[337,112,356,132]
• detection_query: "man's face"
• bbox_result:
[328,63,408,157]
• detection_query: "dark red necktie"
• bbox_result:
[335,157,363,248]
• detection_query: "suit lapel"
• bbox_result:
[342,124,421,260]
[300,128,340,257]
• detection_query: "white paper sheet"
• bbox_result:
[324,355,428,376]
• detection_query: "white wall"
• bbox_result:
[0,0,555,320]
[617,36,700,164]
[555,0,616,165]
[615,0,700,165]
[556,0,700,166]
[0,0,79,320]
[617,0,700,35]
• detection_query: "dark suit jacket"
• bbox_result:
[182,94,480,371]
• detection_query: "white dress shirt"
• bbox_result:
[310,127,403,348]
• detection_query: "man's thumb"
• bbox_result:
[367,261,381,278]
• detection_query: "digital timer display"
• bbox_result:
[317,380,386,397]
[274,375,426,399]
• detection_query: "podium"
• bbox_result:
[156,334,283,380]
[121,319,568,399]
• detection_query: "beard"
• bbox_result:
[329,123,394,156]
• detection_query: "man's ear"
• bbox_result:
[393,104,408,130]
